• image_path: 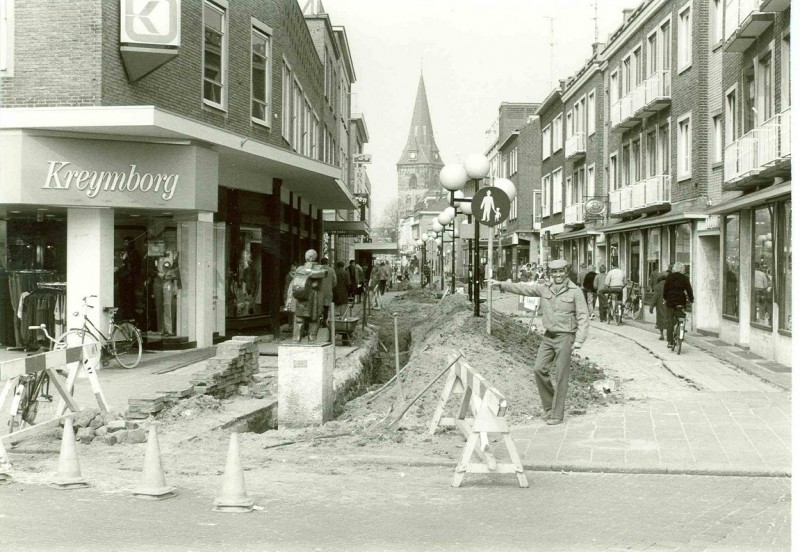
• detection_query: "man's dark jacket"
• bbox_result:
[663,272,694,308]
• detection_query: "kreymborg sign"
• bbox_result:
[1,134,217,211]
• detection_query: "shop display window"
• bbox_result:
[645,228,661,289]
[722,214,740,320]
[228,227,263,317]
[779,202,790,332]
[751,206,774,328]
[672,223,691,276]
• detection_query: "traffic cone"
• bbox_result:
[212,433,254,513]
[51,417,89,489]
[133,425,176,500]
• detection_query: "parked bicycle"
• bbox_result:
[8,324,60,433]
[669,305,687,355]
[625,282,643,320]
[57,295,143,369]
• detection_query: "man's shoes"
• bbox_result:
[590,314,596,320]
[546,418,563,426]
[541,409,552,419]
[658,335,664,341]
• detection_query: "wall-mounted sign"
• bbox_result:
[584,196,607,220]
[1,134,217,212]
[119,0,181,81]
[353,153,372,164]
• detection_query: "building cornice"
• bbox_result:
[600,0,669,61]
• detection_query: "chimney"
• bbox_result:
[622,8,634,24]
[592,42,605,56]
[559,79,566,91]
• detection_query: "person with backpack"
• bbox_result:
[582,265,597,319]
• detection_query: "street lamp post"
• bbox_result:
[463,155,491,317]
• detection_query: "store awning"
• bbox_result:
[599,212,707,234]
[352,242,398,253]
[549,228,603,241]
[324,220,369,237]
[705,182,791,215]
[0,106,358,210]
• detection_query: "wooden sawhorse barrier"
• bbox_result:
[0,344,108,466]
[429,351,528,488]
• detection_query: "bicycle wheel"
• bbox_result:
[615,304,622,325]
[111,322,142,368]
[676,321,684,355]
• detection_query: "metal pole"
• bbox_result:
[439,246,444,290]
[473,210,480,317]
[467,214,473,302]
[450,222,456,294]
[487,227,493,335]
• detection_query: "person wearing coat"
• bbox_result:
[333,260,351,316]
[318,257,336,327]
[649,271,670,340]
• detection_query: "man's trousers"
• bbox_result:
[533,332,575,421]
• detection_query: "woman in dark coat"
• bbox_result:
[649,271,670,340]
[333,260,351,316]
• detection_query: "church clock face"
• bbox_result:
[409,152,417,160]
[434,153,438,160]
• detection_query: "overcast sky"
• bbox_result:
[320,0,637,224]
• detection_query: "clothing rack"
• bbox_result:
[3,269,60,349]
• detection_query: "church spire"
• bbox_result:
[397,73,443,166]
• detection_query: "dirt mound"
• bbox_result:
[333,292,616,444]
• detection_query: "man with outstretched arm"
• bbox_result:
[487,259,589,425]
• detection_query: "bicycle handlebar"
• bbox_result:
[28,324,57,344]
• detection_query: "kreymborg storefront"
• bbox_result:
[0,130,220,348]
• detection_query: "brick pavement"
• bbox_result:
[487,290,791,477]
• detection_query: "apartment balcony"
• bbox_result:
[636,71,671,116]
[759,0,790,11]
[564,202,585,227]
[724,107,791,190]
[724,0,773,52]
[565,132,586,160]
[611,72,671,133]
[608,176,671,217]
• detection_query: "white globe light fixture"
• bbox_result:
[494,178,517,202]
[464,154,490,180]
[416,239,423,247]
[437,207,456,226]
[431,220,444,233]
[439,164,468,191]
[421,232,429,242]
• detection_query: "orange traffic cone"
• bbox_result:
[212,433,254,513]
[51,417,89,489]
[133,425,176,500]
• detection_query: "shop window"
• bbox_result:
[228,227,263,318]
[645,227,661,289]
[672,223,691,280]
[751,207,774,328]
[722,214,740,320]
[779,202,791,331]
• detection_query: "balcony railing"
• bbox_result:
[565,132,586,160]
[724,109,791,184]
[612,71,671,131]
[724,0,773,51]
[564,202,585,226]
[780,106,791,158]
[609,176,671,215]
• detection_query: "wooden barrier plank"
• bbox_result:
[431,350,528,489]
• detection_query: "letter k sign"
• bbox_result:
[122,0,180,46]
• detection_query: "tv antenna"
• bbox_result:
[592,1,599,43]
[543,16,557,90]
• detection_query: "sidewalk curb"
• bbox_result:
[346,455,790,479]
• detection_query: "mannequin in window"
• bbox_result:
[115,237,141,320]
[157,251,181,336]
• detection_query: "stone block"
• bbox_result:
[100,434,118,445]
[74,408,99,428]
[278,343,334,429]
[118,428,147,444]
[107,420,126,432]
[94,426,108,437]
[76,427,95,444]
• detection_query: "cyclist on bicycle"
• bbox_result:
[601,263,627,317]
[663,261,694,348]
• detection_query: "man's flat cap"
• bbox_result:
[549,259,569,270]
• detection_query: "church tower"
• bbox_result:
[396,74,445,215]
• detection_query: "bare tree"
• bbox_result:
[374,198,400,242]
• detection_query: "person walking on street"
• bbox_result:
[663,261,694,348]
[377,261,390,296]
[582,265,597,319]
[649,271,669,340]
[593,265,608,321]
[488,259,589,425]
[333,260,350,317]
